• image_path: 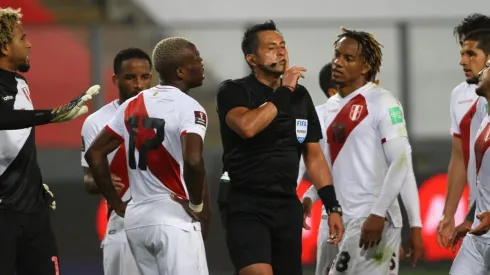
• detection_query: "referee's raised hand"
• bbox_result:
[282,57,307,90]
[51,85,100,122]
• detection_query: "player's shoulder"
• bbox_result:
[83,100,119,129]
[450,81,475,100]
[366,84,399,107]
[315,102,328,116]
[217,76,249,97]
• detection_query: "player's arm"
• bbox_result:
[81,119,101,194]
[82,167,99,194]
[179,104,208,210]
[371,99,411,217]
[85,128,124,210]
[399,169,422,228]
[181,133,205,206]
[85,103,127,212]
[217,80,291,139]
[0,85,99,130]
[442,136,467,218]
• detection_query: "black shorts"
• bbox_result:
[224,194,304,275]
[0,207,59,275]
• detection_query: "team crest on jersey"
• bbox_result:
[296,119,308,143]
[194,111,207,127]
[349,105,364,121]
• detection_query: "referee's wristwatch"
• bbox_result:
[326,206,342,216]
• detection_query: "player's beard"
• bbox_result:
[17,62,30,73]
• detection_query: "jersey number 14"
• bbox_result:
[125,115,166,170]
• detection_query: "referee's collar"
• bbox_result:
[0,68,18,87]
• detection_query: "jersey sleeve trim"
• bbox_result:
[453,133,462,138]
[104,125,123,141]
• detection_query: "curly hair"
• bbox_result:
[334,27,383,81]
[0,7,22,48]
[152,37,192,80]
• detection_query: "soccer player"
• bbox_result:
[216,20,344,275]
[81,48,152,275]
[438,14,490,248]
[0,7,99,275]
[449,29,490,275]
[311,27,416,275]
[301,67,422,274]
[85,37,209,275]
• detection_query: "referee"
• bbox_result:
[0,8,98,274]
[216,20,344,275]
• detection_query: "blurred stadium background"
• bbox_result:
[7,0,490,274]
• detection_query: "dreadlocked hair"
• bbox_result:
[333,27,383,81]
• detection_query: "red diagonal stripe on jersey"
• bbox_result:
[106,145,129,220]
[124,95,186,198]
[474,123,490,176]
[327,94,368,165]
[459,100,478,170]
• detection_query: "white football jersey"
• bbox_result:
[81,100,130,245]
[450,82,487,205]
[322,82,406,227]
[471,113,490,243]
[106,85,207,230]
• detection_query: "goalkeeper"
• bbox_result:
[0,7,99,275]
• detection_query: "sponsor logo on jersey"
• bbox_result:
[296,119,308,143]
[194,111,207,127]
[349,104,364,121]
[388,106,404,124]
[2,95,13,101]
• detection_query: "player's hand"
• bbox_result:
[281,57,307,89]
[327,212,344,246]
[449,219,472,252]
[171,194,205,221]
[469,211,490,236]
[302,197,313,230]
[51,85,100,122]
[437,215,455,248]
[42,183,56,210]
[113,202,127,218]
[406,227,424,266]
[111,174,124,193]
[360,214,385,250]
[399,245,405,261]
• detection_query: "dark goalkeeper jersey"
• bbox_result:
[216,74,322,199]
[0,69,47,213]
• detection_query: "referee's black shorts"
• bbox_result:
[224,192,304,275]
[0,206,59,275]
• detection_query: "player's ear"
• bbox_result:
[0,43,10,56]
[361,63,371,75]
[111,74,118,86]
[176,67,185,80]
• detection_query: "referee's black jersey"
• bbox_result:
[217,74,322,199]
[0,69,46,213]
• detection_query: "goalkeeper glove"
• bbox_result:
[51,85,100,122]
[43,183,56,210]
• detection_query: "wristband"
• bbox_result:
[317,185,342,215]
[189,201,204,213]
[268,86,293,111]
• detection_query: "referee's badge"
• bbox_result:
[296,119,308,143]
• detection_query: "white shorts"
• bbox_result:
[328,217,401,275]
[450,234,490,275]
[125,223,208,275]
[316,214,339,275]
[103,241,140,275]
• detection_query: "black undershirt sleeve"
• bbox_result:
[0,109,53,130]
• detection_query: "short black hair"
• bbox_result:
[333,27,383,82]
[464,29,490,56]
[454,14,490,44]
[241,20,279,57]
[319,63,336,97]
[113,48,152,75]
